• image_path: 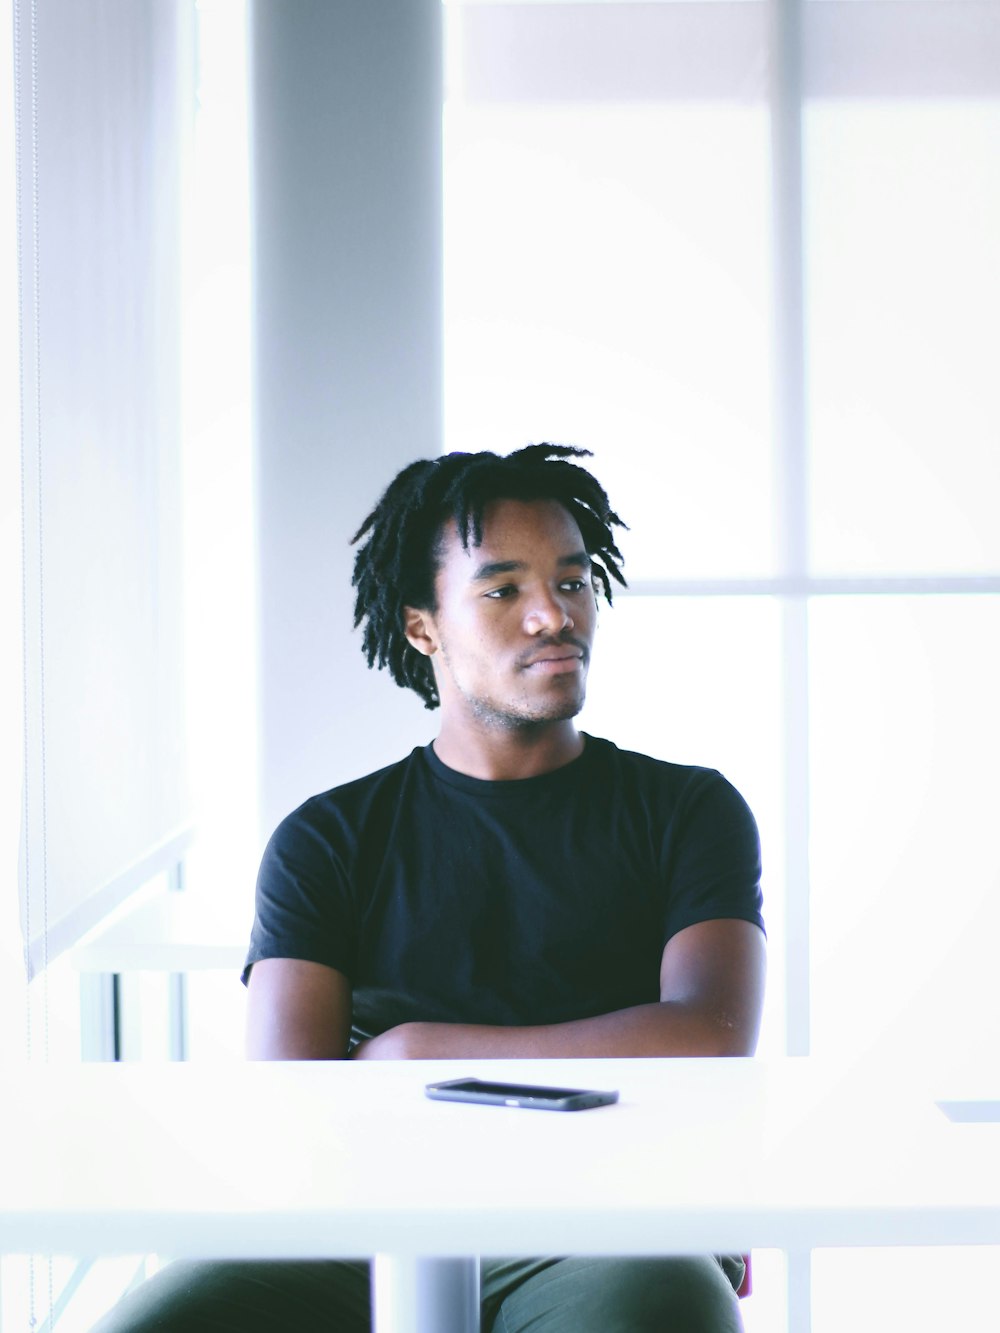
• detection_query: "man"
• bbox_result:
[97,444,765,1332]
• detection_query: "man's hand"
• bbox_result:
[350,1025,426,1060]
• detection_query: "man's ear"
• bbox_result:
[403,605,438,657]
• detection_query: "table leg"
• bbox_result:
[372,1255,480,1333]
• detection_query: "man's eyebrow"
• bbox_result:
[470,552,591,582]
[559,551,592,570]
[470,559,527,582]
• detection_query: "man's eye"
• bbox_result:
[484,585,516,600]
[560,579,587,593]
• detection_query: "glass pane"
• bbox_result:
[445,103,774,579]
[582,595,785,1056]
[806,102,1000,575]
[809,596,1000,1066]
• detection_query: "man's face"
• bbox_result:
[404,498,598,731]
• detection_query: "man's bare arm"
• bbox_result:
[352,918,766,1061]
[246,957,353,1059]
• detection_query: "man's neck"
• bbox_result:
[431,721,585,782]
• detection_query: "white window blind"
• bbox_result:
[15,0,193,980]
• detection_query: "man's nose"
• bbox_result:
[524,589,574,635]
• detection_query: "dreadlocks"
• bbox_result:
[350,444,627,709]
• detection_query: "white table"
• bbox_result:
[2,1057,998,1332]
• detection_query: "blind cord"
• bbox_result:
[14,0,53,1321]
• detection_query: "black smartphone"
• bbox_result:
[425,1077,619,1112]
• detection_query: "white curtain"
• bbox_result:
[15,0,193,979]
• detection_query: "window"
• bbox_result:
[443,4,1000,1330]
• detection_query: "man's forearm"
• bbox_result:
[351,999,751,1061]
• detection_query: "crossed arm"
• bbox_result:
[246,918,766,1062]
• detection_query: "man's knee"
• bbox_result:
[641,1255,745,1333]
[491,1255,744,1333]
[89,1258,372,1332]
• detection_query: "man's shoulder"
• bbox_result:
[315,745,427,802]
[586,734,755,824]
[585,733,719,789]
[274,746,430,841]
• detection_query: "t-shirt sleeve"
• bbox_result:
[241,801,358,986]
[661,769,765,944]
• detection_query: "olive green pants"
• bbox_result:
[92,1254,745,1332]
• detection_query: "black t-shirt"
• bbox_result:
[243,735,764,1047]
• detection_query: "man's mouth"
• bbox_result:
[524,655,583,675]
[520,642,587,673]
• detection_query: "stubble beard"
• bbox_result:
[436,637,589,733]
[464,678,587,733]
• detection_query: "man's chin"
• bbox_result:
[471,693,586,731]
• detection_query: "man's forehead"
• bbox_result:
[443,496,583,555]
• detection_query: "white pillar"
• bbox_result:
[249,0,442,839]
[373,1256,480,1333]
